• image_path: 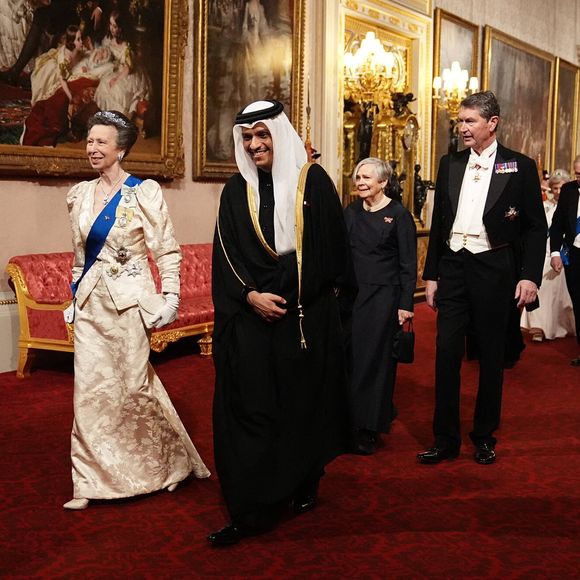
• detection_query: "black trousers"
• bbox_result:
[564,246,580,349]
[433,246,515,450]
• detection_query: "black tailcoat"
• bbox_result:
[424,143,546,286]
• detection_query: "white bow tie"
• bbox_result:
[468,155,490,170]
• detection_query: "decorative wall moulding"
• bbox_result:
[346,0,432,17]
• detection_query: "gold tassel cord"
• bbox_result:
[295,162,313,350]
[217,210,247,289]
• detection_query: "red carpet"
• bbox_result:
[1,303,579,578]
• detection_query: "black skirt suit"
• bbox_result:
[344,197,417,433]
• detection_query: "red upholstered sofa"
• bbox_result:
[6,244,214,378]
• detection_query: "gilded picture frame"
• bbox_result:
[482,26,554,170]
[551,57,579,173]
[431,9,479,178]
[0,0,187,179]
[193,0,305,181]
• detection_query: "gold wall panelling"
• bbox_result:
[340,1,432,298]
[343,15,420,221]
[372,0,432,16]
[339,0,432,203]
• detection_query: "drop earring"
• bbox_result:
[117,152,124,162]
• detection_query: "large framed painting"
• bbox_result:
[431,9,479,178]
[0,0,187,179]
[482,26,554,170]
[551,57,579,173]
[193,0,305,181]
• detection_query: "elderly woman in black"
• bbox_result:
[345,157,417,455]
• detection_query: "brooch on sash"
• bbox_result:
[115,246,131,264]
[495,161,518,174]
[504,206,519,220]
[115,185,137,228]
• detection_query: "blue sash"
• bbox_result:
[560,216,580,266]
[71,175,142,296]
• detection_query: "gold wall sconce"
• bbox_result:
[432,60,479,117]
[344,31,406,113]
[432,61,479,152]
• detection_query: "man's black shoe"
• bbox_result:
[353,429,377,455]
[474,443,496,464]
[207,524,245,546]
[570,356,580,366]
[417,446,459,464]
[291,494,317,514]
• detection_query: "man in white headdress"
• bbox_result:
[209,100,354,546]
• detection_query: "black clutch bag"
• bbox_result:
[393,320,415,364]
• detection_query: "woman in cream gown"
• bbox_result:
[63,110,209,510]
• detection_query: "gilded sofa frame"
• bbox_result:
[6,262,213,379]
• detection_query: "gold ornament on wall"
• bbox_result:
[342,25,422,220]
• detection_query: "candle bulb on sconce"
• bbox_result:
[432,60,479,117]
[432,76,442,99]
[469,76,479,92]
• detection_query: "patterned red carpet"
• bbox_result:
[1,303,578,578]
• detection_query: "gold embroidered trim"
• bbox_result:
[295,162,313,349]
[221,163,313,350]
[217,209,247,288]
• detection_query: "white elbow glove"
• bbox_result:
[63,301,75,323]
[152,293,179,329]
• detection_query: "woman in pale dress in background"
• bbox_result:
[63,110,209,510]
[0,0,35,71]
[93,9,151,119]
[521,169,575,341]
[21,24,90,146]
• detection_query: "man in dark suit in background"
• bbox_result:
[549,154,580,366]
[418,91,546,465]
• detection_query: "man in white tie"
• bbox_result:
[417,91,546,465]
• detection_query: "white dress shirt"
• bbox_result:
[449,141,498,253]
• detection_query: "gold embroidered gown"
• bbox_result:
[66,177,210,500]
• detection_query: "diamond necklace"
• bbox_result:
[100,171,125,205]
